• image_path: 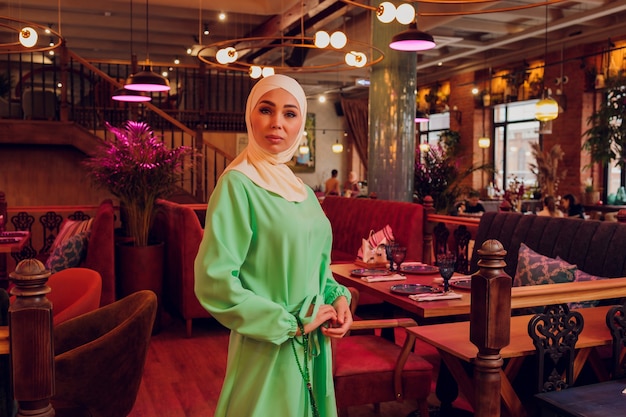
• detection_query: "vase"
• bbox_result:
[115,241,164,332]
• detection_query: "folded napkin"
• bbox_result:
[408,292,463,302]
[361,274,407,283]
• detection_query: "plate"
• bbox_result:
[450,278,472,290]
[390,283,441,295]
[399,264,439,275]
[350,268,392,277]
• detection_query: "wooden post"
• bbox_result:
[9,259,55,417]
[469,239,511,417]
[422,195,435,265]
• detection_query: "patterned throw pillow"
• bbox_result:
[49,218,93,255]
[555,256,608,308]
[45,231,90,274]
[513,243,577,287]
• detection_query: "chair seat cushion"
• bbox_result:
[333,334,433,407]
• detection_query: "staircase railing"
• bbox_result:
[1,46,254,202]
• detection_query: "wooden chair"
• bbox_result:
[52,290,157,417]
[605,301,626,379]
[332,287,433,417]
[528,303,584,392]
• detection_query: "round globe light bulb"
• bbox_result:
[314,31,330,48]
[330,31,347,49]
[216,48,229,64]
[249,66,262,79]
[377,2,397,24]
[225,47,238,63]
[261,67,275,77]
[353,52,367,68]
[19,27,38,48]
[395,4,416,25]
[345,52,357,67]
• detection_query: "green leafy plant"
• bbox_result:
[414,130,491,214]
[528,142,566,198]
[84,121,195,247]
[582,77,626,170]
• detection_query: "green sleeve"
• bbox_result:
[194,173,298,344]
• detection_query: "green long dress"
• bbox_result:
[194,170,350,417]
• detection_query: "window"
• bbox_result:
[418,112,450,147]
[493,100,541,192]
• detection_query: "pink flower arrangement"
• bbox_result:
[85,121,194,246]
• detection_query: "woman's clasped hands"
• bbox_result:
[301,296,352,338]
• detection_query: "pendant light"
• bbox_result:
[332,140,344,153]
[124,0,170,92]
[113,0,152,102]
[535,4,558,122]
[389,20,435,52]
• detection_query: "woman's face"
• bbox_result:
[250,88,302,154]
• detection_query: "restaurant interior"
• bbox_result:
[2,1,626,417]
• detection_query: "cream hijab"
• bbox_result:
[225,74,308,202]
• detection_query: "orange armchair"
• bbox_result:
[332,288,433,417]
[48,268,102,326]
[52,290,157,417]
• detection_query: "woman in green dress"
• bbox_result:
[194,74,352,417]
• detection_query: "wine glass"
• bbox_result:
[385,241,398,271]
[391,246,407,272]
[436,252,457,293]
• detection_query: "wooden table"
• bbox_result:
[0,231,29,289]
[331,263,472,319]
[534,378,626,417]
[407,306,614,417]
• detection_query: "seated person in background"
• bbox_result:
[537,195,564,217]
[343,171,360,197]
[561,193,585,218]
[325,169,340,196]
[458,190,485,215]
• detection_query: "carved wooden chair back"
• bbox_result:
[605,302,626,379]
[528,303,584,392]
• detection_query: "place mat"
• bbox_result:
[409,292,463,302]
[362,274,407,283]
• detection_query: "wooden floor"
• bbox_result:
[128,315,440,417]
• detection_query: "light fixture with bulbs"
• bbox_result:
[0,17,63,53]
[534,3,558,122]
[415,110,429,123]
[111,88,152,102]
[124,0,171,93]
[332,140,344,153]
[389,21,436,52]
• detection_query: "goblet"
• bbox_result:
[391,246,407,272]
[385,241,398,271]
[436,252,457,293]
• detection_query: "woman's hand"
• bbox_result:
[302,304,338,335]
[321,295,352,338]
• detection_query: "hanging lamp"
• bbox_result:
[332,140,344,153]
[389,21,435,52]
[124,0,170,92]
[535,4,558,122]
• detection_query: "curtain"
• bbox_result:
[341,98,368,168]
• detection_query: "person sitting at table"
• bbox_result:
[343,171,360,197]
[457,190,485,215]
[325,169,340,196]
[537,195,564,217]
[561,193,585,219]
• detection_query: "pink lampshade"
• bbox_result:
[389,22,436,52]
[124,68,170,92]
[111,88,151,102]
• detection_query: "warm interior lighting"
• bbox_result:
[419,143,430,152]
[478,137,491,148]
[299,144,310,154]
[261,67,275,77]
[415,110,429,123]
[112,88,151,102]
[332,140,344,153]
[216,46,238,64]
[389,21,435,52]
[249,66,262,79]
[535,96,559,122]
[19,27,38,47]
[330,31,347,49]
[377,2,397,23]
[125,0,171,93]
[314,31,330,48]
[125,67,171,92]
[395,3,415,25]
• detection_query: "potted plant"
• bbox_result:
[85,120,194,247]
[528,142,567,199]
[84,121,194,311]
